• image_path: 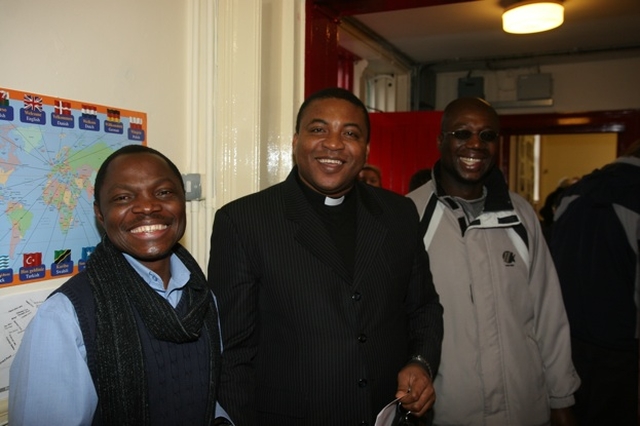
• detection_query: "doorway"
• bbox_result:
[510,133,618,216]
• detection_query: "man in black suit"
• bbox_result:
[208,87,443,425]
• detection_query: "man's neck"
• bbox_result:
[439,178,484,200]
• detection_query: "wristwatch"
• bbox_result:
[409,354,433,378]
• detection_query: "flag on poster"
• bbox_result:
[130,116,143,129]
[23,94,43,112]
[107,108,121,122]
[81,104,98,118]
[81,246,95,261]
[23,252,42,267]
[54,249,71,264]
[54,100,72,115]
[0,90,9,107]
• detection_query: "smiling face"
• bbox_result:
[93,152,186,277]
[437,98,500,199]
[293,97,370,198]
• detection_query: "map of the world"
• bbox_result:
[0,87,146,286]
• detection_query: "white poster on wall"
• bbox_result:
[0,286,54,401]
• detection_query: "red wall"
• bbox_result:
[368,111,443,194]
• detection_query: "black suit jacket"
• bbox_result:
[208,168,443,425]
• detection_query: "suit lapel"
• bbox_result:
[353,186,387,288]
[283,171,388,286]
[283,172,352,282]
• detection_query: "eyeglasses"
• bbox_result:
[442,129,499,143]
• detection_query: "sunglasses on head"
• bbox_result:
[442,129,499,143]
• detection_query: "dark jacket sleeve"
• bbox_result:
[208,208,259,426]
[404,202,443,376]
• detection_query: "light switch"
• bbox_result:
[182,173,202,201]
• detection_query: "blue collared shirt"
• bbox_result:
[9,253,230,425]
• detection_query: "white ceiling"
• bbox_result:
[338,0,640,73]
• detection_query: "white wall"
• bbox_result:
[1,0,188,165]
[436,56,640,113]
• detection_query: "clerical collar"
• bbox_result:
[324,196,344,206]
[295,172,353,208]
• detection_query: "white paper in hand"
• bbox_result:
[374,396,402,426]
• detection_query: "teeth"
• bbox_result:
[460,157,481,165]
[131,224,168,233]
[318,158,342,165]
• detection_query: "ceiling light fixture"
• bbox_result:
[502,1,564,34]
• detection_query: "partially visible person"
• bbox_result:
[539,176,579,242]
[550,139,640,426]
[209,87,443,425]
[10,145,232,425]
[408,168,432,193]
[358,163,383,187]
[407,97,580,426]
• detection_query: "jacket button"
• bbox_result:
[351,292,362,301]
[358,378,368,387]
[358,334,367,343]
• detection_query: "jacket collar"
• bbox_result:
[281,166,387,286]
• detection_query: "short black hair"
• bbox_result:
[295,87,370,143]
[93,144,184,206]
[361,164,382,179]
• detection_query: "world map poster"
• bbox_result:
[0,87,146,286]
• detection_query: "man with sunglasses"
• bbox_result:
[407,97,580,426]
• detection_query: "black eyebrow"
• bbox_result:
[305,118,328,126]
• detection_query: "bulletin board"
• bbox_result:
[0,87,147,287]
[0,87,147,407]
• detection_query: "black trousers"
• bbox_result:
[571,337,639,426]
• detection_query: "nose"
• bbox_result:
[464,133,485,149]
[132,194,161,214]
[322,132,345,151]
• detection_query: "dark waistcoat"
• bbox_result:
[57,273,212,426]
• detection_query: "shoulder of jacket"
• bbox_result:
[220,181,285,210]
[507,191,537,217]
[406,182,435,211]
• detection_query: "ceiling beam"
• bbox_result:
[339,16,416,71]
[313,0,475,16]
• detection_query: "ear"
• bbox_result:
[93,202,105,227]
[437,133,444,152]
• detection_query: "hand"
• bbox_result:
[550,407,577,426]
[395,363,435,418]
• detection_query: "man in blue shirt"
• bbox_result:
[10,145,232,425]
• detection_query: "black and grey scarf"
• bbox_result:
[86,237,220,425]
